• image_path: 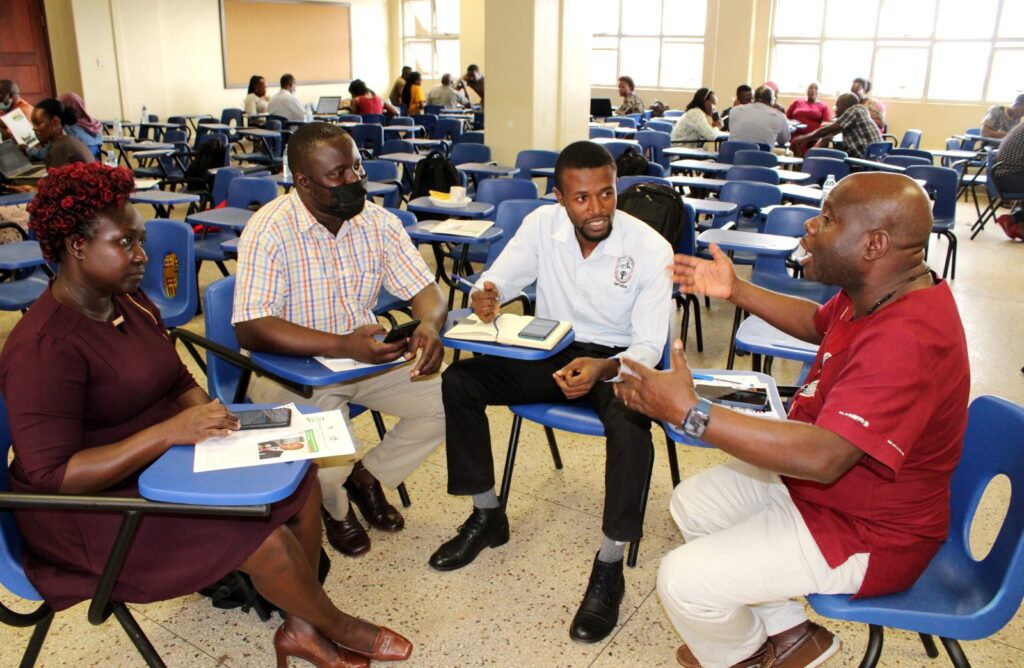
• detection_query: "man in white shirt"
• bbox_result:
[425,73,470,109]
[267,73,305,122]
[429,141,672,644]
[728,85,790,149]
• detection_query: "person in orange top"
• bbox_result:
[0,80,35,141]
[400,72,425,115]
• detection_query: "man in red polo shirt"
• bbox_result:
[614,172,970,668]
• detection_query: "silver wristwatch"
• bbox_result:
[682,398,713,438]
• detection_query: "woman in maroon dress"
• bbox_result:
[0,162,412,668]
[786,83,832,157]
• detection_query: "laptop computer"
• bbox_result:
[590,98,614,119]
[315,96,341,115]
[0,140,47,181]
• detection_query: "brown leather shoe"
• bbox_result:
[676,641,767,667]
[765,621,840,667]
[336,625,413,662]
[322,507,371,557]
[344,463,404,532]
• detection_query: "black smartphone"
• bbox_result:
[518,317,560,341]
[236,408,293,430]
[383,319,421,343]
[711,110,721,122]
[695,384,769,411]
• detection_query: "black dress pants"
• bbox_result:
[441,342,654,542]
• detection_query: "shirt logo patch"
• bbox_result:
[614,255,635,286]
[839,411,870,428]
[799,379,818,398]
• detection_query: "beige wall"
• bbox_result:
[43,0,83,97]
[59,0,392,122]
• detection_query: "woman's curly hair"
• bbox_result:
[28,162,135,261]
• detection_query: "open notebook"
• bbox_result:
[445,313,572,351]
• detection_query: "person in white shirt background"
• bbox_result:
[267,73,305,122]
[425,74,470,109]
[429,140,672,646]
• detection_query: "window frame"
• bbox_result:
[767,0,1024,103]
[400,0,460,81]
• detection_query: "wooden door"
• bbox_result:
[0,0,55,104]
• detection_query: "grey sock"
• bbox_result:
[472,488,500,509]
[598,535,626,563]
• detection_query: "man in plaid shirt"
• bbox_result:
[792,93,882,160]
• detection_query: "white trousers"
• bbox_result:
[656,460,869,668]
[249,364,445,519]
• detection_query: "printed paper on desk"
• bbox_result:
[313,356,409,373]
[428,219,494,237]
[193,403,355,472]
[1,109,38,147]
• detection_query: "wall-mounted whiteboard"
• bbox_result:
[220,0,352,88]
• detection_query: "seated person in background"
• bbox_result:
[267,73,305,122]
[761,81,787,114]
[787,82,832,157]
[27,94,102,163]
[852,77,886,130]
[2,162,413,668]
[430,141,672,644]
[400,72,426,116]
[348,79,399,116]
[242,74,270,120]
[461,64,485,105]
[616,172,969,668]
[993,121,1024,239]
[615,76,645,116]
[671,88,723,144]
[727,84,790,148]
[0,79,34,142]
[720,84,752,131]
[792,92,882,159]
[233,122,446,559]
[981,94,1024,139]
[388,66,412,106]
[26,98,95,168]
[426,74,470,110]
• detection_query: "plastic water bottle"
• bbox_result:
[304,103,313,123]
[112,119,123,138]
[140,105,148,127]
[282,149,291,182]
[104,149,119,168]
[821,174,837,201]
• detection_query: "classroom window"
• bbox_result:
[768,0,1024,103]
[401,0,460,80]
[591,0,708,90]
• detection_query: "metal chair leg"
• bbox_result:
[726,306,744,369]
[499,415,523,509]
[939,637,971,668]
[626,441,655,568]
[543,427,563,469]
[689,294,704,352]
[918,633,939,658]
[859,624,884,668]
[112,603,166,668]
[18,612,53,668]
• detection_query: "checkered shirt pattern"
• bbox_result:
[835,104,883,159]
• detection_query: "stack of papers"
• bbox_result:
[1,109,38,147]
[427,219,494,237]
[193,403,355,472]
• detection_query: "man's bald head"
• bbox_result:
[754,85,774,105]
[829,172,933,254]
[835,93,860,115]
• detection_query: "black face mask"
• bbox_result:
[314,176,367,220]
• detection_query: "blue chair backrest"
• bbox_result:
[646,162,667,177]
[636,130,671,169]
[476,178,539,206]
[211,167,243,206]
[802,156,850,186]
[337,114,362,123]
[141,219,198,325]
[361,114,384,125]
[203,276,244,403]
[0,394,43,601]
[385,207,417,228]
[589,127,615,139]
[733,150,779,168]
[514,150,558,181]
[616,175,671,193]
[424,104,444,116]
[486,199,548,266]
[718,181,782,229]
[960,128,982,152]
[610,116,637,129]
[718,141,760,164]
[905,165,958,222]
[459,131,486,144]
[753,205,820,277]
[900,129,923,149]
[381,139,414,155]
[420,114,439,136]
[433,118,464,141]
[882,155,931,169]
[226,177,278,210]
[451,143,491,165]
[389,116,414,127]
[725,165,780,185]
[473,112,484,130]
[349,124,385,156]
[600,141,635,159]
[363,159,400,183]
[646,119,674,134]
[890,148,933,162]
[865,141,892,161]
[221,108,243,127]
[805,148,847,160]
[676,202,698,257]
[663,109,683,118]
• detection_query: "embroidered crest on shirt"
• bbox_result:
[614,256,635,287]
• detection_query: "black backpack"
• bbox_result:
[411,150,460,199]
[615,145,649,177]
[616,182,687,250]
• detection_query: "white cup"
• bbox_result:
[449,186,467,202]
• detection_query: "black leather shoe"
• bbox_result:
[344,466,405,532]
[322,507,371,557]
[569,553,625,643]
[428,506,509,571]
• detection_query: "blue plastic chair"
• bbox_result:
[458,131,486,144]
[348,124,385,157]
[645,119,675,134]
[220,108,243,127]
[636,130,671,170]
[514,149,559,194]
[210,167,244,207]
[142,219,198,328]
[598,141,635,160]
[589,126,615,139]
[451,143,491,166]
[360,114,384,126]
[906,165,959,279]
[801,156,850,186]
[805,148,847,160]
[380,139,415,156]
[389,115,415,127]
[714,180,782,230]
[718,141,760,164]
[883,155,931,169]
[972,149,1024,239]
[890,148,933,162]
[432,118,464,143]
[725,165,780,185]
[808,395,1024,668]
[419,114,439,137]
[337,114,362,123]
[616,175,671,192]
[423,105,444,117]
[894,128,923,149]
[732,149,778,168]
[864,141,892,161]
[663,109,683,118]
[608,116,637,129]
[196,177,277,277]
[646,162,667,177]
